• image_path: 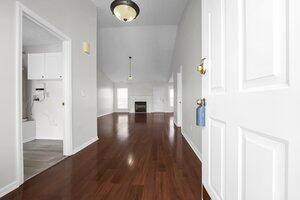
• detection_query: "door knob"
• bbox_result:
[197,58,206,75]
[196,98,206,106]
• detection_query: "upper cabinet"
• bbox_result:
[28,53,45,79]
[44,53,63,79]
[28,53,63,80]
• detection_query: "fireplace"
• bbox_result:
[135,102,147,113]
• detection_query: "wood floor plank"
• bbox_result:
[1,113,202,200]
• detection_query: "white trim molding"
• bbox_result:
[114,111,130,114]
[15,2,73,189]
[0,181,18,198]
[22,137,36,143]
[73,137,99,155]
[97,112,114,118]
[174,121,180,128]
[35,137,64,140]
[181,129,203,162]
[113,112,175,114]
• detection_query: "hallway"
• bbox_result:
[2,113,202,200]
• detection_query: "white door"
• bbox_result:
[153,86,165,112]
[202,0,300,199]
[176,72,182,127]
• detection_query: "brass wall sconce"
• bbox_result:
[197,58,207,75]
[83,42,90,54]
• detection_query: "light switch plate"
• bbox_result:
[80,90,86,97]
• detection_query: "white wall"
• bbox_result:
[114,82,173,113]
[22,121,36,143]
[97,69,114,117]
[23,44,64,141]
[30,80,64,140]
[23,44,62,53]
[0,0,17,194]
[96,10,114,117]
[171,0,202,157]
[22,79,64,142]
[0,0,97,196]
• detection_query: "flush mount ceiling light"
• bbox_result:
[110,0,140,22]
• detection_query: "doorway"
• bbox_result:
[16,2,72,185]
[176,68,182,127]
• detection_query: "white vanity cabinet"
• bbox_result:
[27,53,63,80]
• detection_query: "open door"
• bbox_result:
[202,0,300,199]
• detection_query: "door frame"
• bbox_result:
[176,67,183,127]
[15,2,73,185]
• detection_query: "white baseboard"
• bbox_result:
[35,136,63,140]
[97,112,114,118]
[73,137,98,154]
[0,181,18,198]
[23,136,36,143]
[174,121,181,127]
[181,129,203,162]
[202,180,214,200]
[114,111,173,114]
[114,110,129,113]
[129,111,152,113]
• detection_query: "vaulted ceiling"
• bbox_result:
[92,0,188,27]
[92,0,188,83]
[100,26,177,82]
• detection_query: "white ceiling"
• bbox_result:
[100,26,177,82]
[23,16,61,47]
[92,0,188,27]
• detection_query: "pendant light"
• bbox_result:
[128,56,133,81]
[110,0,140,22]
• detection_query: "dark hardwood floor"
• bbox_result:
[2,113,202,200]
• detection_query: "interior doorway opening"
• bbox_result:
[16,2,72,185]
[176,67,182,127]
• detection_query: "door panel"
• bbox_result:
[202,0,300,199]
[239,0,288,90]
[208,0,226,94]
[202,0,227,199]
[239,128,287,200]
[209,118,226,200]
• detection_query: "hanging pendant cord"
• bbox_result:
[129,56,132,76]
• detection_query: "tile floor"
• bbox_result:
[23,139,65,180]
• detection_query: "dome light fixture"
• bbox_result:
[110,0,140,22]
